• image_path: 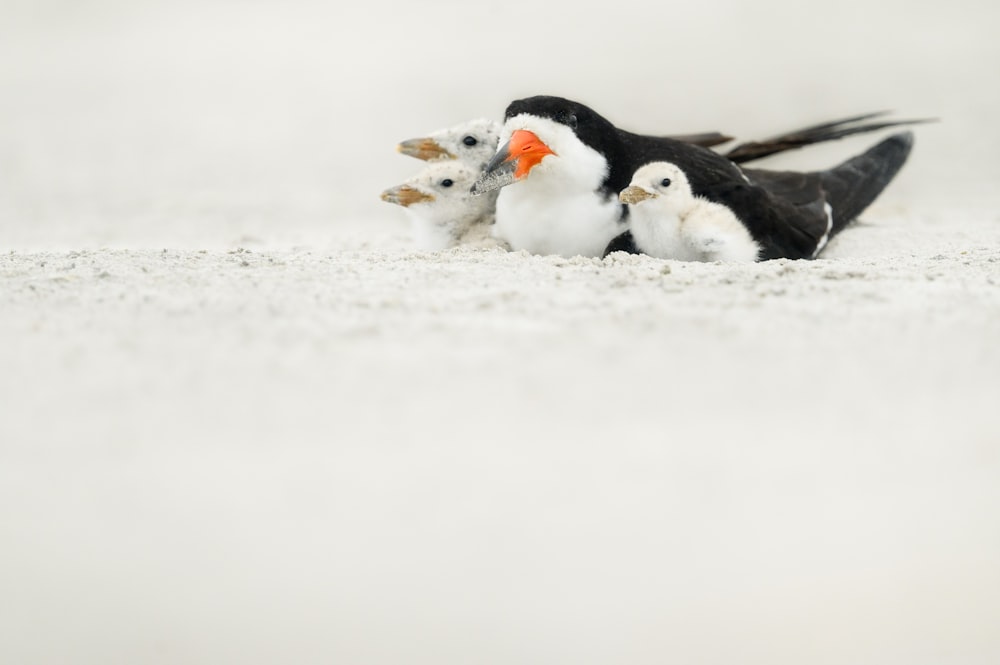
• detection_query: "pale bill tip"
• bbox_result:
[471,162,517,196]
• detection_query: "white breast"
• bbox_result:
[490,115,625,258]
[493,184,624,258]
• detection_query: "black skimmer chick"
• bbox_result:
[397,119,503,171]
[619,162,759,262]
[381,161,501,250]
[472,95,915,259]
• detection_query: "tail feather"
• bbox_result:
[821,131,914,233]
[725,113,932,163]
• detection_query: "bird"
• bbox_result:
[619,162,759,262]
[381,161,502,251]
[396,119,503,171]
[471,95,915,260]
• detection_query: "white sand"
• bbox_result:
[2,1,1000,664]
[3,215,1000,664]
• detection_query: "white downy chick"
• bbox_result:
[620,162,760,262]
[396,119,501,171]
[381,161,503,251]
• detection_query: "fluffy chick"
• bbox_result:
[619,162,760,262]
[396,119,501,171]
[381,161,504,251]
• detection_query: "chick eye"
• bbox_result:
[660,178,672,187]
[441,179,454,188]
[462,136,477,147]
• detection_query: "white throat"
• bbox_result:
[492,115,624,258]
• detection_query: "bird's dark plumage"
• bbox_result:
[502,96,914,261]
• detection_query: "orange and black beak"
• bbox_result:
[471,130,555,196]
[397,138,455,161]
[380,184,433,207]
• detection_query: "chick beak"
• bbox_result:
[619,186,656,205]
[381,184,434,207]
[396,138,455,161]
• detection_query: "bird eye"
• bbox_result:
[660,178,672,187]
[441,179,454,188]
[462,136,477,147]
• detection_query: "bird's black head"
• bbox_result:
[471,95,624,197]
[504,96,618,154]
